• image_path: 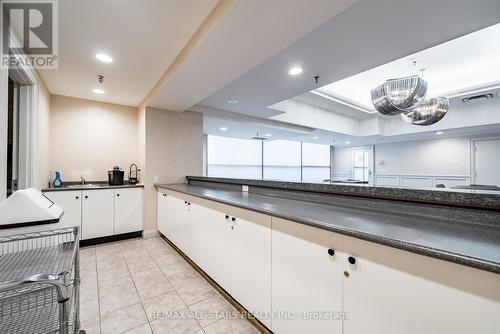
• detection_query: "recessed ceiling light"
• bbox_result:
[92,88,105,94]
[435,131,443,135]
[265,133,272,137]
[96,54,113,63]
[227,99,239,104]
[288,67,303,76]
[313,136,319,139]
[219,127,228,131]
[345,141,351,144]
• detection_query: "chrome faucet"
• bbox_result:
[80,176,86,185]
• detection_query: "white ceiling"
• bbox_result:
[38,0,218,106]
[315,23,500,111]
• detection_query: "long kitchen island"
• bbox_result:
[155,176,500,334]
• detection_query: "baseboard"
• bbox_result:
[142,228,160,239]
[80,231,142,247]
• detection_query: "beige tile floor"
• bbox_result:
[80,237,260,334]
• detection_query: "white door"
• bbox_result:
[114,188,143,234]
[205,205,234,293]
[272,217,343,334]
[342,236,500,334]
[474,139,500,186]
[44,190,82,230]
[81,189,114,240]
[229,208,272,328]
[351,147,374,185]
[186,202,207,270]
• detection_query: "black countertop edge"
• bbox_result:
[186,176,500,211]
[155,183,500,274]
[42,183,144,192]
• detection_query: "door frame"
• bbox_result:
[0,24,41,200]
[470,136,500,184]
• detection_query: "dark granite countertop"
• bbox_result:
[43,182,144,192]
[187,176,500,211]
[156,183,500,274]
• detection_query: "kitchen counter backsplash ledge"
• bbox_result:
[186,176,500,211]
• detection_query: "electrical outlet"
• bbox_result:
[242,185,249,192]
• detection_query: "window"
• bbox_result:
[302,142,331,183]
[263,140,301,181]
[207,136,332,183]
[207,136,262,179]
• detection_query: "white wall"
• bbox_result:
[333,136,474,187]
[375,138,470,176]
[49,95,139,182]
[36,80,51,189]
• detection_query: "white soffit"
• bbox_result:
[315,23,500,112]
[147,0,360,111]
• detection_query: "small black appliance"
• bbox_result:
[108,166,124,185]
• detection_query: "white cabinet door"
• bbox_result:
[272,217,343,334]
[157,192,169,236]
[114,188,143,234]
[81,189,114,240]
[173,199,189,253]
[343,236,500,334]
[205,205,234,293]
[229,208,272,328]
[185,202,206,270]
[160,194,188,249]
[44,190,82,229]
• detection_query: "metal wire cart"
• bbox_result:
[0,227,83,334]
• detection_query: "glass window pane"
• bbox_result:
[353,151,365,167]
[263,140,301,181]
[207,135,262,179]
[302,143,330,166]
[302,167,330,183]
[353,167,365,181]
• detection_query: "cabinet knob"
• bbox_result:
[348,256,356,265]
[327,249,335,256]
[225,215,229,219]
[117,193,120,197]
[184,201,187,204]
[85,195,88,199]
[188,202,191,206]
[231,217,236,222]
[163,194,167,197]
[75,196,79,200]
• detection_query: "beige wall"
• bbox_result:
[143,107,203,231]
[49,95,139,182]
[36,80,51,189]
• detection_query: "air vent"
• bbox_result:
[462,93,494,103]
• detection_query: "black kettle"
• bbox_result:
[128,164,140,184]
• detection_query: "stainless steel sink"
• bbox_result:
[65,184,103,188]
